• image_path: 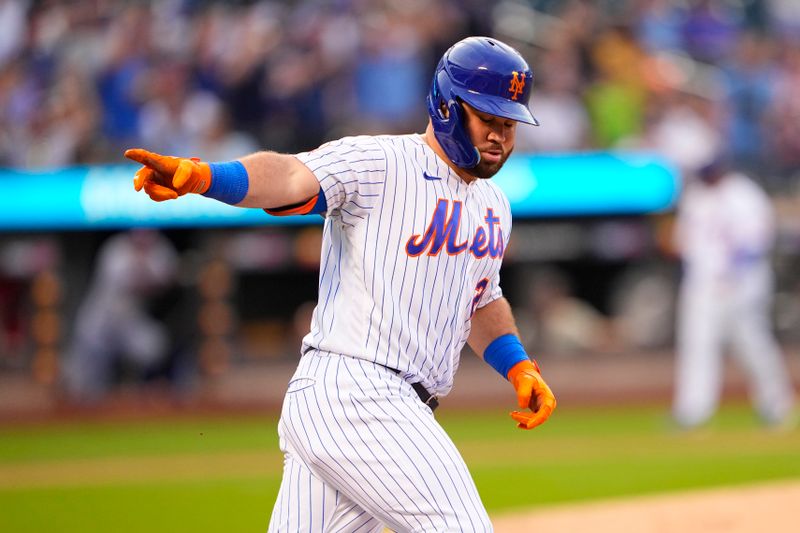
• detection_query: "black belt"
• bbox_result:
[385,366,439,412]
[410,381,439,412]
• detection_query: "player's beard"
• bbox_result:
[472,146,513,180]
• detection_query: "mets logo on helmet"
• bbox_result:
[508,71,525,101]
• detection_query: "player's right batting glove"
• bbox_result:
[507,360,556,430]
[125,148,212,201]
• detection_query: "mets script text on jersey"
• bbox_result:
[405,199,504,258]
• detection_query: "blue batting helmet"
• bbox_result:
[427,37,539,169]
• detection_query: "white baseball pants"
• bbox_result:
[267,352,492,532]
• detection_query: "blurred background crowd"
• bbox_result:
[0,0,798,183]
[0,0,799,414]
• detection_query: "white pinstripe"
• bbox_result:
[267,353,492,532]
[269,451,383,533]
[269,133,511,530]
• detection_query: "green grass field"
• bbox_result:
[1,404,798,532]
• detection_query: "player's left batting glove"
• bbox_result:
[507,360,556,430]
[124,148,212,201]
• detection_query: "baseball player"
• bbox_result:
[673,158,795,429]
[64,229,178,402]
[126,37,556,532]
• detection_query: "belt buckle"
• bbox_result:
[424,392,440,412]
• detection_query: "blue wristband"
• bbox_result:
[483,334,530,379]
[204,161,249,205]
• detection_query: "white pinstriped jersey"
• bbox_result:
[294,134,511,397]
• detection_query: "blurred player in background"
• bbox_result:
[125,36,556,531]
[64,229,178,402]
[672,157,795,429]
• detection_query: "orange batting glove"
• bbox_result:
[124,148,212,202]
[507,359,556,430]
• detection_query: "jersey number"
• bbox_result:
[470,278,490,317]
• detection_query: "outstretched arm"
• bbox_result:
[468,297,557,430]
[124,149,320,210]
[236,151,320,208]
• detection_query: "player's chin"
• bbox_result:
[473,154,508,179]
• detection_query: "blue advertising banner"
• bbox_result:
[494,152,681,217]
[0,152,680,231]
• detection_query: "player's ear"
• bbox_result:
[439,102,450,119]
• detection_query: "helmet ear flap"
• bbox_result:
[430,77,448,121]
[446,98,480,166]
[427,71,481,168]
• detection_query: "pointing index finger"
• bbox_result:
[124,148,174,174]
[124,148,151,164]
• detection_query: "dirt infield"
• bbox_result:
[493,480,799,533]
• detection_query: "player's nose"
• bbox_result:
[487,126,506,144]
